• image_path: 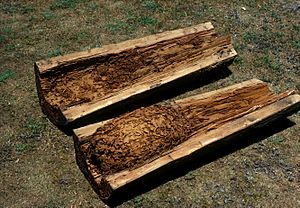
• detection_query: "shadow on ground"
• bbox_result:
[103,117,295,207]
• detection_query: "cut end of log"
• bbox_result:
[34,63,68,127]
[33,20,299,205]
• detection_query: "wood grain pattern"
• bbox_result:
[35,22,237,130]
[73,79,300,200]
[36,22,215,74]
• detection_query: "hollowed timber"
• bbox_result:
[35,22,237,131]
[73,79,300,200]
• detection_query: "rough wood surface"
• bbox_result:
[36,22,214,74]
[35,22,237,129]
[73,79,300,200]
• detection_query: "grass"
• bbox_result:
[292,40,300,49]
[0,0,299,207]
[15,143,30,153]
[23,118,46,137]
[141,0,162,11]
[243,31,258,43]
[233,56,244,67]
[50,0,83,10]
[86,2,98,11]
[253,55,283,72]
[47,48,62,57]
[12,118,47,154]
[105,9,159,35]
[4,44,15,52]
[106,19,129,32]
[42,10,56,20]
[0,69,14,82]
[261,55,282,71]
[0,34,5,44]
[2,26,13,34]
[139,16,159,26]
[268,135,285,144]
[1,3,35,14]
[1,26,15,43]
[73,31,88,41]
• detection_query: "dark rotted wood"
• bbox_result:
[73,79,300,200]
[35,22,237,132]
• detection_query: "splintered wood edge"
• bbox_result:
[175,78,265,105]
[64,41,237,122]
[35,22,214,74]
[105,94,300,191]
[73,78,265,139]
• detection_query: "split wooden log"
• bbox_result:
[73,79,300,201]
[34,22,237,131]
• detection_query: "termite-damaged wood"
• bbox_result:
[35,22,237,131]
[73,79,300,200]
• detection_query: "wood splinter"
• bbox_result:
[34,22,237,131]
[73,79,300,200]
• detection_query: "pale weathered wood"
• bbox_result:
[73,79,300,200]
[64,39,236,122]
[36,22,215,74]
[106,94,300,190]
[73,79,265,139]
[35,22,237,131]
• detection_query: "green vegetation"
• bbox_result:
[42,10,56,20]
[13,118,46,153]
[87,2,99,11]
[141,0,162,11]
[71,31,89,41]
[2,26,13,34]
[50,0,83,10]
[269,135,284,144]
[270,11,281,21]
[233,56,243,66]
[1,3,34,14]
[23,118,46,137]
[139,16,159,26]
[0,0,299,207]
[47,48,62,57]
[254,55,283,72]
[292,40,300,49]
[4,44,15,52]
[261,55,282,71]
[0,69,14,82]
[15,143,30,153]
[243,31,258,42]
[106,19,129,32]
[1,26,15,43]
[0,34,5,44]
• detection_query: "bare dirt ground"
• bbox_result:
[0,0,299,207]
